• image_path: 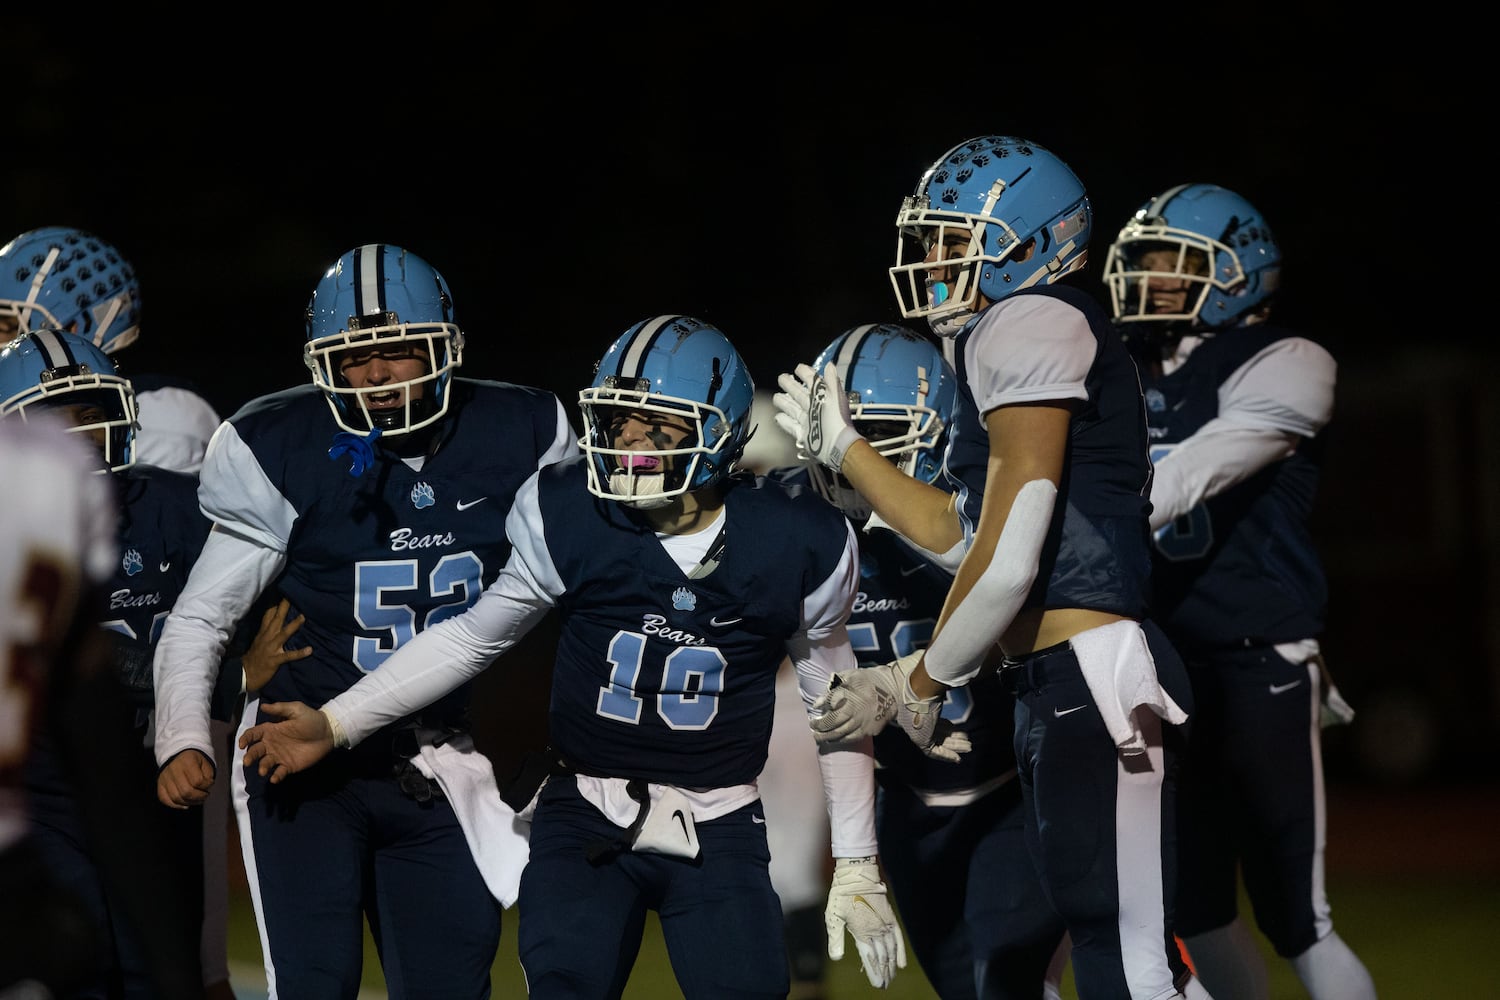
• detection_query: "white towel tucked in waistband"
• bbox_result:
[1069,620,1188,756]
[413,732,530,908]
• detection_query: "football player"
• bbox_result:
[237,315,909,998]
[0,413,119,997]
[0,329,213,998]
[1103,183,1376,1000]
[771,322,1072,1000]
[151,243,579,997]
[0,225,237,998]
[776,136,1208,1000]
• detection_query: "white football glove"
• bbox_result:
[824,856,907,989]
[807,664,901,743]
[773,362,863,473]
[809,652,971,763]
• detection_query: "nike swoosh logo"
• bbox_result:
[671,809,689,838]
[1054,704,1088,718]
[900,564,925,577]
[1269,680,1303,694]
[710,616,743,627]
[456,497,488,511]
[159,561,171,572]
[751,814,766,824]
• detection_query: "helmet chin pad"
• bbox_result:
[610,471,676,508]
[612,450,691,501]
[364,395,433,433]
[928,303,973,339]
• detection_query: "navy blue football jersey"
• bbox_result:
[946,284,1154,617]
[102,464,211,707]
[1141,325,1328,648]
[209,379,571,733]
[535,459,852,788]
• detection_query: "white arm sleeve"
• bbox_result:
[1149,337,1334,531]
[783,520,879,858]
[322,472,562,747]
[863,509,967,574]
[923,479,1057,686]
[154,416,297,767]
[153,526,285,767]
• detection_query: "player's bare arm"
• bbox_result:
[242,598,312,692]
[909,401,1075,700]
[774,361,961,555]
[839,434,961,553]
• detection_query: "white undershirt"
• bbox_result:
[656,508,725,574]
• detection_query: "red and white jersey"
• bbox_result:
[0,413,117,850]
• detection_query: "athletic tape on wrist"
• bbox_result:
[835,855,878,868]
[320,706,350,749]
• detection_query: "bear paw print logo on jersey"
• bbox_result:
[410,482,435,509]
[671,586,696,612]
[122,549,144,576]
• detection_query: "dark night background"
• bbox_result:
[6,11,1493,788]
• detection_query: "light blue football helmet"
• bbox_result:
[304,244,465,436]
[580,315,755,507]
[1103,183,1281,342]
[890,136,1092,338]
[0,226,141,354]
[0,327,137,472]
[808,324,955,519]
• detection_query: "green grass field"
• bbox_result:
[224,785,1499,998]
